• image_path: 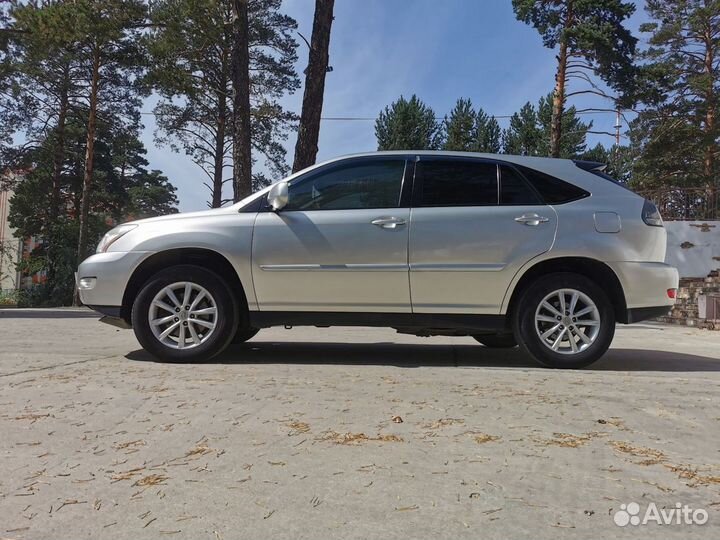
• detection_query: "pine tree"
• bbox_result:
[443,98,477,151]
[502,102,542,156]
[512,0,637,157]
[292,0,334,173]
[147,0,299,207]
[537,93,591,157]
[502,94,591,158]
[443,99,501,153]
[475,109,501,153]
[9,117,177,305]
[632,0,719,200]
[68,0,148,265]
[375,95,442,150]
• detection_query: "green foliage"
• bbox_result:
[375,95,442,150]
[8,115,177,305]
[580,142,634,183]
[146,0,299,206]
[502,94,592,158]
[630,0,719,191]
[512,0,637,100]
[442,98,501,152]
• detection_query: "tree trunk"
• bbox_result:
[76,44,100,273]
[212,99,227,208]
[292,0,335,173]
[230,0,252,202]
[550,2,573,158]
[50,65,70,222]
[702,26,716,216]
[46,65,70,295]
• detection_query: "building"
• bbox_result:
[0,185,23,292]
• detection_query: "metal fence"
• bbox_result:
[634,187,719,221]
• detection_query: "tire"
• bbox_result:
[513,272,615,369]
[131,265,239,362]
[232,326,259,344]
[473,334,517,348]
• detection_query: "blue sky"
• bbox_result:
[142,0,649,212]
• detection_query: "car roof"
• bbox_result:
[245,151,639,204]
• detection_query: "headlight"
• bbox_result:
[96,224,138,253]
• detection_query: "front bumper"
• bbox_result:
[77,251,150,309]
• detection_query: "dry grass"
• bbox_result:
[473,433,502,444]
[286,420,311,434]
[609,441,666,463]
[110,467,146,482]
[421,418,464,430]
[133,473,169,487]
[539,433,593,448]
[319,431,403,445]
[665,464,720,486]
[184,439,214,459]
[114,440,146,450]
[14,412,50,422]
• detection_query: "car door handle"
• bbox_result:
[371,217,407,229]
[514,213,549,226]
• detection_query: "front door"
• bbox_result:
[409,157,557,314]
[252,157,412,312]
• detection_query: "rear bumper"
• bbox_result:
[607,261,678,309]
[625,305,672,323]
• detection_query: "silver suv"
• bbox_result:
[77,152,678,368]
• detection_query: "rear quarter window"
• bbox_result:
[515,165,589,204]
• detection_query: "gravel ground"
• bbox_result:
[0,309,719,539]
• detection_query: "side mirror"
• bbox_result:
[267,181,289,211]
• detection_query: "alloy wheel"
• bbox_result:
[148,281,218,349]
[533,288,600,355]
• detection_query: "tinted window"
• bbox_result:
[285,160,405,210]
[516,165,589,204]
[418,160,498,206]
[500,166,541,205]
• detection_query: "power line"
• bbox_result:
[138,109,624,121]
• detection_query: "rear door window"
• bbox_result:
[416,160,498,207]
[500,166,542,205]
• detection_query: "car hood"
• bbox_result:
[126,206,238,226]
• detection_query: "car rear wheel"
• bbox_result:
[132,265,239,362]
[513,272,615,369]
[473,334,517,348]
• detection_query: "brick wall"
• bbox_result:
[656,270,720,330]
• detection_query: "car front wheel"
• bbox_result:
[513,272,615,369]
[132,265,239,362]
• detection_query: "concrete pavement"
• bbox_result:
[1,310,719,539]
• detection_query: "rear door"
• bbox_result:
[408,157,557,314]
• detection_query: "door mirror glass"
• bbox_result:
[267,181,289,211]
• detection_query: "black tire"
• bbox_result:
[513,272,615,369]
[473,334,517,348]
[131,265,239,362]
[232,326,259,344]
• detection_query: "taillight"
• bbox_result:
[642,199,663,227]
[667,288,677,299]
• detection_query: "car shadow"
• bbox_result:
[125,341,720,372]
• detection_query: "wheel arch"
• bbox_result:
[504,257,628,324]
[121,248,249,325]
